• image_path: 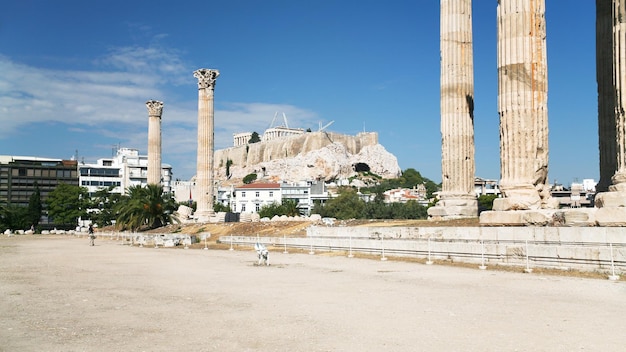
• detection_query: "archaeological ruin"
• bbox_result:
[193,68,219,222]
[146,100,164,186]
[431,0,626,226]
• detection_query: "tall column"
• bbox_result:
[596,0,626,212]
[193,68,219,221]
[596,0,617,193]
[428,0,477,219]
[494,0,557,211]
[146,100,164,186]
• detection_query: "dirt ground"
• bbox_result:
[1,234,625,352]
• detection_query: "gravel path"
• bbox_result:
[1,235,624,352]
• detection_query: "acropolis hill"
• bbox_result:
[214,131,402,185]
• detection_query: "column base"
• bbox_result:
[479,208,603,227]
[194,209,215,223]
[428,198,478,220]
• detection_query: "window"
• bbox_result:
[269,191,273,197]
[241,204,246,212]
[255,191,260,198]
[255,203,260,211]
[241,191,246,198]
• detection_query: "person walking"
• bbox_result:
[88,224,95,246]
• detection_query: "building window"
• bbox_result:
[241,191,246,198]
[241,204,246,212]
[255,191,260,198]
[269,191,273,197]
[255,203,260,211]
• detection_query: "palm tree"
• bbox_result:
[115,184,178,231]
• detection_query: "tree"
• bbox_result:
[248,131,261,144]
[46,184,88,226]
[315,188,365,220]
[225,159,233,178]
[87,186,123,227]
[0,205,30,232]
[27,183,42,228]
[258,199,299,218]
[243,173,257,184]
[114,184,178,231]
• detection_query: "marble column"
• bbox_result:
[193,68,219,221]
[146,100,163,186]
[596,0,617,193]
[595,0,626,214]
[428,0,478,219]
[493,0,557,211]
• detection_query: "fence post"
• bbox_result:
[479,240,487,270]
[608,243,620,281]
[426,237,433,265]
[524,240,533,273]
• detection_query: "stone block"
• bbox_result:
[594,192,626,208]
[562,209,596,227]
[595,208,626,226]
[479,211,525,226]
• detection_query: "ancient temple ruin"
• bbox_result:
[193,69,219,222]
[435,0,626,226]
[428,0,478,219]
[146,100,163,186]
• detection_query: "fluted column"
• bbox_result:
[193,68,219,221]
[596,0,617,193]
[146,100,163,186]
[428,0,477,219]
[494,0,556,211]
[610,0,626,189]
[596,0,626,212]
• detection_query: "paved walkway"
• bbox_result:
[1,235,625,352]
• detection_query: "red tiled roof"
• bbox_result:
[235,183,281,189]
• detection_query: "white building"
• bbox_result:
[383,185,428,205]
[79,148,172,196]
[233,183,282,213]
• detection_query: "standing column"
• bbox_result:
[494,0,557,211]
[428,0,477,219]
[596,0,617,193]
[596,0,626,212]
[146,100,164,186]
[193,68,219,221]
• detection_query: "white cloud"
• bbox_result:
[0,47,321,180]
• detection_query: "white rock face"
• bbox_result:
[215,131,401,183]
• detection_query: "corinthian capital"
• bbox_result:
[194,68,220,90]
[146,100,164,117]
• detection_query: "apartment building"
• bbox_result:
[0,155,79,225]
[79,147,172,196]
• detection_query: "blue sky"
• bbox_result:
[0,1,598,185]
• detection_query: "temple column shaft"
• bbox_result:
[494,0,553,210]
[146,100,163,186]
[612,0,626,185]
[428,0,477,219]
[596,0,617,192]
[193,69,219,221]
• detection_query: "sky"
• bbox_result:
[0,0,598,186]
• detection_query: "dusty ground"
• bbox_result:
[1,234,625,352]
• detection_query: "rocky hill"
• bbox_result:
[215,131,401,184]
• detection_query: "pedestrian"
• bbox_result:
[88,224,95,246]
